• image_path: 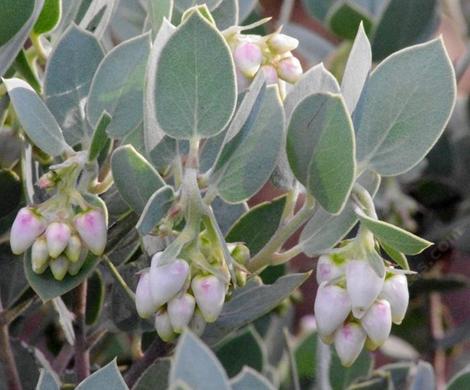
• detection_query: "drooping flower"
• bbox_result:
[191,275,226,323]
[10,207,46,255]
[74,209,107,256]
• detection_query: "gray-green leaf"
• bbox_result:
[76,359,128,390]
[3,78,69,156]
[154,10,236,139]
[231,367,275,390]
[287,92,355,214]
[88,33,151,138]
[136,186,175,236]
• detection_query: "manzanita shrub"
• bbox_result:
[0,0,466,389]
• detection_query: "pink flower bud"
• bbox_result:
[346,260,384,319]
[74,209,107,256]
[360,299,392,349]
[168,293,196,333]
[189,309,206,337]
[49,256,69,281]
[260,65,278,85]
[234,42,262,78]
[46,222,71,258]
[380,274,409,324]
[277,56,303,83]
[135,272,155,319]
[150,258,189,309]
[68,253,87,276]
[314,282,351,339]
[10,207,46,255]
[65,235,82,263]
[268,33,299,54]
[316,254,345,284]
[191,275,226,323]
[334,322,366,367]
[155,309,176,342]
[31,237,49,274]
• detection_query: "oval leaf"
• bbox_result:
[33,0,61,34]
[76,359,127,390]
[231,367,274,390]
[154,10,236,139]
[287,92,356,214]
[136,186,175,236]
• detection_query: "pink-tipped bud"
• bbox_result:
[10,207,46,255]
[168,293,196,333]
[74,209,107,256]
[334,322,366,367]
[150,257,189,309]
[380,274,409,324]
[31,237,49,274]
[234,42,263,78]
[191,275,226,323]
[49,256,69,281]
[135,272,155,319]
[38,172,55,189]
[316,254,346,284]
[346,260,384,319]
[314,282,351,339]
[68,253,86,276]
[155,309,176,342]
[189,309,207,337]
[46,222,71,258]
[65,235,82,263]
[268,33,299,54]
[360,299,392,349]
[261,65,278,85]
[277,56,303,83]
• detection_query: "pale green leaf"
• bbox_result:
[88,111,111,162]
[154,10,236,139]
[231,367,275,390]
[33,0,61,34]
[76,359,128,390]
[36,369,60,390]
[147,0,173,38]
[133,358,171,390]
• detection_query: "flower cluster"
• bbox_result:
[314,253,409,366]
[135,251,229,342]
[226,30,303,93]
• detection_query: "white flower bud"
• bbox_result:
[346,260,384,319]
[236,68,250,92]
[65,235,82,263]
[234,42,262,78]
[334,322,367,367]
[277,56,303,83]
[268,33,299,54]
[10,207,46,255]
[68,253,87,276]
[31,237,49,274]
[155,309,176,342]
[260,65,278,85]
[135,272,155,319]
[150,257,189,309]
[46,222,71,258]
[167,293,196,333]
[380,274,409,325]
[314,282,351,339]
[360,299,392,350]
[191,275,226,323]
[189,308,207,337]
[74,209,107,256]
[49,256,69,281]
[316,254,345,284]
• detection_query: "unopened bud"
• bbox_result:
[314,282,351,339]
[46,222,71,258]
[189,309,207,337]
[380,274,409,324]
[38,172,55,189]
[68,253,87,276]
[260,65,278,85]
[167,293,196,333]
[150,256,189,309]
[334,322,367,367]
[65,235,82,263]
[236,269,247,287]
[316,254,345,284]
[234,42,262,78]
[74,209,107,255]
[31,237,49,274]
[191,275,226,323]
[346,260,384,319]
[277,56,303,83]
[231,244,250,265]
[155,309,176,342]
[10,207,46,255]
[135,272,155,319]
[49,256,69,281]
[268,33,299,54]
[360,299,392,350]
